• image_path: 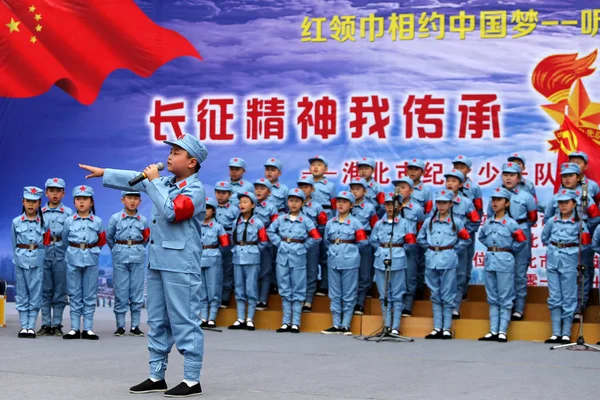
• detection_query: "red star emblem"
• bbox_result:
[260,178,265,182]
[362,157,367,160]
[513,153,518,156]
[270,158,275,162]
[452,169,457,172]
[412,158,417,162]
[495,188,500,192]
[301,175,307,179]
[53,178,58,183]
[294,189,299,192]
[122,213,125,218]
[315,155,319,158]
[502,220,506,224]
[219,182,225,187]
[562,189,567,194]
[80,185,86,191]
[205,197,209,201]
[507,162,513,167]
[30,188,37,194]
[342,191,347,195]
[250,219,254,224]
[577,191,580,195]
[441,190,446,195]
[234,158,239,162]
[178,134,186,139]
[244,191,249,194]
[458,156,463,159]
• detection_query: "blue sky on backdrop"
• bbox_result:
[0,0,597,258]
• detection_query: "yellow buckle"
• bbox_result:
[80,243,87,250]
[28,244,36,251]
[127,239,133,246]
[285,237,291,243]
[334,238,341,244]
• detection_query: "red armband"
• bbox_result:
[270,214,279,223]
[355,229,368,242]
[473,198,483,211]
[417,221,423,232]
[404,233,416,244]
[424,200,433,215]
[582,232,592,245]
[330,198,337,210]
[173,195,195,222]
[594,192,600,204]
[527,210,538,224]
[457,228,470,240]
[218,233,231,247]
[317,211,328,226]
[369,214,379,229]
[512,229,527,243]
[258,227,269,243]
[588,204,600,219]
[308,228,321,240]
[376,191,385,205]
[142,228,150,242]
[467,209,481,222]
[97,231,107,247]
[43,229,51,246]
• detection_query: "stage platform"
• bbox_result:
[1,301,600,400]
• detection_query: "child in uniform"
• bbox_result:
[418,190,471,339]
[297,175,328,312]
[370,192,417,335]
[62,185,106,340]
[228,191,269,331]
[478,187,527,343]
[13,186,50,338]
[268,188,321,333]
[507,153,537,202]
[320,191,368,336]
[200,197,230,328]
[214,180,239,309]
[39,177,73,336]
[357,157,385,214]
[228,157,254,207]
[542,189,591,344]
[264,158,289,214]
[107,191,150,337]
[349,177,378,315]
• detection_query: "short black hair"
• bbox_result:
[186,151,201,173]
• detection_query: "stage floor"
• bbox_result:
[1,304,599,400]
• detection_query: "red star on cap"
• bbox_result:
[513,153,518,156]
[294,189,299,192]
[260,178,265,182]
[412,158,417,162]
[301,175,307,179]
[244,191,249,194]
[362,157,367,160]
[205,197,209,201]
[458,156,463,159]
[270,158,275,162]
[80,185,86,191]
[562,189,567,194]
[30,188,37,194]
[495,188,500,192]
[507,162,513,167]
[234,158,239,162]
[342,191,347,195]
[441,190,446,195]
[53,178,58,183]
[219,182,225,186]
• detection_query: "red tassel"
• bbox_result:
[512,229,527,243]
[330,198,337,210]
[218,234,231,247]
[308,228,321,240]
[404,233,416,244]
[43,229,51,246]
[369,214,379,229]
[258,227,269,243]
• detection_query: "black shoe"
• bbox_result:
[164,382,202,398]
[246,320,256,331]
[37,325,52,336]
[545,335,562,344]
[114,327,126,336]
[207,321,216,329]
[497,333,508,343]
[353,305,364,315]
[478,332,498,342]
[228,320,246,330]
[425,329,443,339]
[561,335,571,344]
[315,289,327,297]
[256,302,267,311]
[341,327,353,336]
[452,311,460,320]
[129,378,168,394]
[511,312,524,321]
[291,325,300,334]
[415,289,425,301]
[442,330,452,340]
[573,313,581,323]
[63,329,81,339]
[25,329,36,338]
[52,326,64,336]
[219,301,229,309]
[130,326,145,337]
[321,326,342,335]
[18,329,28,338]
[462,293,468,302]
[401,309,412,317]
[200,320,209,328]
[82,330,99,340]
[302,304,312,313]
[276,324,292,333]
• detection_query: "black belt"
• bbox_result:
[429,245,453,251]
[550,242,577,249]
[487,247,511,253]
[322,205,332,209]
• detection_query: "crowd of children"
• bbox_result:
[13,151,600,347]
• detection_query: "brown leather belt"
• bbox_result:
[50,236,62,243]
[380,243,404,248]
[283,237,305,244]
[69,242,99,249]
[203,244,219,249]
[237,241,258,246]
[17,244,39,250]
[429,245,453,251]
[516,218,528,224]
[333,239,355,244]
[551,242,577,249]
[487,247,511,253]
[116,240,144,246]
[322,205,332,209]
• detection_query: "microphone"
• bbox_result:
[582,181,589,207]
[128,162,165,186]
[394,186,401,213]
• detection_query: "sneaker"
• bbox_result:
[200,320,209,328]
[219,301,229,309]
[18,328,28,338]
[37,325,52,336]
[390,329,400,336]
[52,326,64,336]
[321,325,342,335]
[207,321,216,328]
[129,378,168,394]
[425,329,443,339]
[255,302,267,311]
[246,319,256,331]
[63,329,81,339]
[544,335,561,344]
[276,324,291,333]
[561,335,571,344]
[228,320,246,330]
[302,303,312,313]
[478,332,498,342]
[82,330,99,340]
[442,330,452,340]
[114,327,126,337]
[315,289,327,297]
[341,327,353,336]
[452,310,461,320]
[497,333,508,343]
[164,382,202,398]
[401,310,412,317]
[130,326,145,337]
[511,312,524,321]
[291,325,300,334]
[353,305,364,315]
[573,313,581,323]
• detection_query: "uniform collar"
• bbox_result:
[231,179,246,186]
[203,219,215,227]
[43,203,65,213]
[335,215,352,224]
[237,216,255,225]
[218,202,231,209]
[172,173,198,189]
[384,217,399,224]
[284,214,303,222]
[490,215,508,225]
[20,213,40,223]
[121,209,141,220]
[554,211,577,223]
[433,215,452,224]
[73,213,94,221]
[453,194,461,204]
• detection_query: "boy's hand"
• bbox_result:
[144,164,160,181]
[79,164,105,179]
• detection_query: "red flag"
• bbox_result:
[559,116,600,192]
[0,0,201,105]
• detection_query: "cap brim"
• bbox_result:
[46,184,64,189]
[164,140,198,161]
[23,195,41,200]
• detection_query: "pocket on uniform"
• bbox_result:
[161,240,186,250]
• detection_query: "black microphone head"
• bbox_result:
[156,162,165,171]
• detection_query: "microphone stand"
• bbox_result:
[551,181,600,352]
[363,192,413,343]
